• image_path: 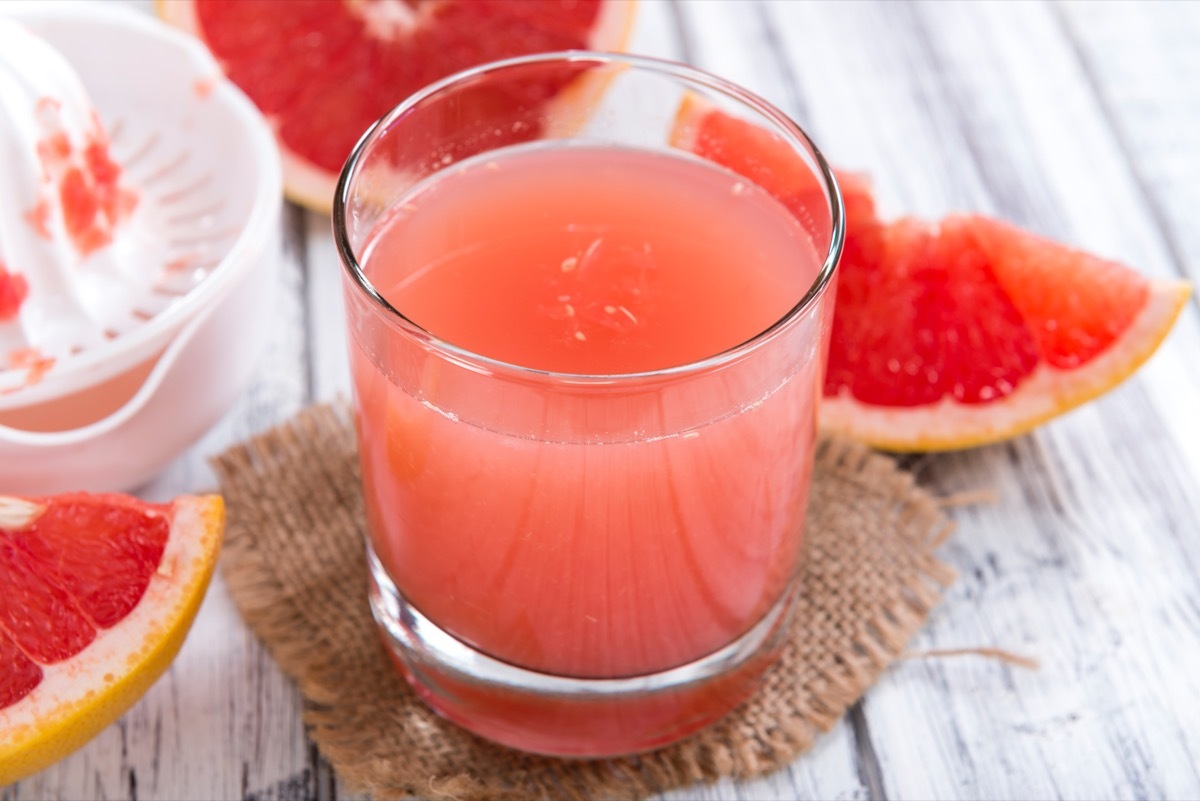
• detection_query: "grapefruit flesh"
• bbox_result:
[158,0,637,212]
[0,493,224,783]
[824,214,1042,408]
[672,99,1191,451]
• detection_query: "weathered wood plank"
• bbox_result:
[1056,0,1200,288]
[301,209,351,404]
[1053,0,1200,482]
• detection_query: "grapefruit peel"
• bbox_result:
[670,93,1191,452]
[155,0,639,214]
[0,494,224,784]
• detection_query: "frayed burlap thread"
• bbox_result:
[211,403,955,801]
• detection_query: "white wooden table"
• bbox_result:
[6,1,1200,799]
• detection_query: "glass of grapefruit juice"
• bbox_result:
[334,52,843,758]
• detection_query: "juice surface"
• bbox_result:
[362,143,816,374]
[351,143,827,679]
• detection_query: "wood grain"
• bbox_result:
[5,2,1199,800]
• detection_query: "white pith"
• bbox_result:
[0,496,44,529]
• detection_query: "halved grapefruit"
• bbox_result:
[671,96,1191,451]
[156,0,638,213]
[0,493,224,783]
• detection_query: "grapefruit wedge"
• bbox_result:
[0,493,224,783]
[157,0,638,213]
[672,97,1191,451]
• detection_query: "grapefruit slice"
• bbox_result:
[157,0,638,213]
[0,493,224,783]
[671,97,1191,451]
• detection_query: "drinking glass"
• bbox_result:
[334,51,843,758]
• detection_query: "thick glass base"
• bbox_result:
[366,543,796,758]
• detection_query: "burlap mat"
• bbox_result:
[211,403,956,801]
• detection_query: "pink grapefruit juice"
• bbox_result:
[348,143,828,746]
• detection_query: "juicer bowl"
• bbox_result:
[0,2,281,493]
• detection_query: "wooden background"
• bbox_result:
[5,1,1200,799]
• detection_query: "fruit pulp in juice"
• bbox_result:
[352,144,825,683]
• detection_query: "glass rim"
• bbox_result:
[333,50,845,385]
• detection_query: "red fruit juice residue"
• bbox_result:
[4,347,55,389]
[193,76,217,99]
[164,253,199,274]
[23,200,51,240]
[0,264,29,322]
[30,100,138,258]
